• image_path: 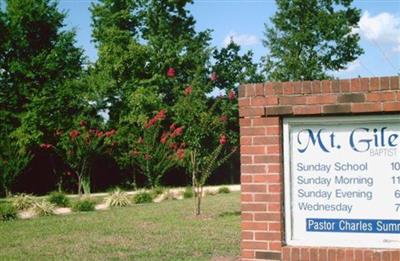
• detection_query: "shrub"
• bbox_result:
[0,203,17,221]
[48,191,70,207]
[218,187,230,194]
[183,186,193,199]
[72,198,96,212]
[133,191,153,204]
[31,201,55,217]
[105,189,130,207]
[12,193,35,210]
[151,187,164,198]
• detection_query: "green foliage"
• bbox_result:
[0,137,32,197]
[12,193,35,210]
[133,191,153,204]
[72,198,96,212]
[0,203,17,221]
[263,0,363,81]
[151,187,165,198]
[140,0,213,103]
[218,187,230,194]
[212,41,264,90]
[173,87,236,182]
[31,201,55,217]
[173,85,237,215]
[58,122,117,195]
[128,110,182,188]
[183,187,193,199]
[48,191,70,207]
[105,189,130,207]
[0,0,86,150]
[89,0,148,126]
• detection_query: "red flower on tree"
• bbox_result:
[105,129,116,137]
[219,134,227,145]
[160,131,168,144]
[175,127,183,136]
[220,115,228,123]
[69,130,80,139]
[228,90,236,101]
[184,86,192,96]
[145,118,158,129]
[169,143,178,150]
[167,67,176,77]
[176,148,185,160]
[210,72,217,81]
[170,127,184,138]
[169,123,176,132]
[40,144,53,150]
[146,109,167,128]
[79,120,87,127]
[156,109,166,120]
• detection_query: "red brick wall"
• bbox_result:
[238,76,400,261]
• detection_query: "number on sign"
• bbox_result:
[391,162,400,171]
[396,204,400,212]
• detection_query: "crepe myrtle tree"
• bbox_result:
[56,120,117,196]
[173,83,237,216]
[128,109,185,188]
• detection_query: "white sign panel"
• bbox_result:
[283,115,400,248]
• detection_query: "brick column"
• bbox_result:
[238,76,400,261]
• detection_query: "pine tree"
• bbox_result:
[263,0,364,81]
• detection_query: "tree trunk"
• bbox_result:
[132,168,137,190]
[4,185,11,198]
[77,176,82,197]
[58,176,63,192]
[191,151,197,216]
[196,185,203,216]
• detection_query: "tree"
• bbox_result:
[0,0,86,149]
[212,41,264,91]
[211,41,263,183]
[262,0,364,81]
[90,0,148,126]
[128,110,183,188]
[0,136,32,197]
[57,121,117,196]
[173,85,237,215]
[90,0,214,189]
[141,0,212,104]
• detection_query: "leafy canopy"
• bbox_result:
[263,0,364,81]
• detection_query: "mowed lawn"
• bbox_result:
[0,192,240,261]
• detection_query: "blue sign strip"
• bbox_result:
[306,218,400,233]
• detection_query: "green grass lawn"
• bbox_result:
[0,192,240,261]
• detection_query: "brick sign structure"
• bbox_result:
[239,76,400,261]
